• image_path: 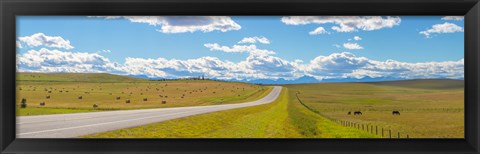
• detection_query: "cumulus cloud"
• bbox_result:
[18,33,74,49]
[419,22,464,38]
[94,16,241,33]
[17,48,463,80]
[441,16,464,21]
[17,48,120,73]
[97,49,111,53]
[343,43,364,50]
[309,27,329,35]
[304,52,463,80]
[238,36,270,44]
[204,43,276,55]
[16,41,23,48]
[281,16,401,33]
[353,36,362,41]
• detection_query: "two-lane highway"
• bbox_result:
[17,86,282,138]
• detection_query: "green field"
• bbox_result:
[16,73,270,116]
[285,79,464,138]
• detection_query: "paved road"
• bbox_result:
[17,86,282,138]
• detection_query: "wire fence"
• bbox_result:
[295,92,410,139]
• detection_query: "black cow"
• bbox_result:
[354,111,362,115]
[392,111,401,115]
[40,102,46,106]
[347,111,352,115]
[93,104,98,108]
[126,99,131,103]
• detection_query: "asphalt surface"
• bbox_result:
[16,86,282,138]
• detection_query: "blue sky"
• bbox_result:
[16,16,464,81]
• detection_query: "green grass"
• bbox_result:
[16,73,271,116]
[17,107,101,116]
[83,88,377,138]
[285,79,464,138]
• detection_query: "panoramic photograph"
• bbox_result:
[15,16,464,138]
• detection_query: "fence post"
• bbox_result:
[366,124,369,132]
[398,132,400,138]
[407,134,409,138]
[382,128,384,137]
[389,130,392,138]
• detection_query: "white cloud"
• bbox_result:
[16,48,464,80]
[17,48,120,73]
[97,49,111,53]
[304,52,463,80]
[353,36,362,41]
[343,43,364,50]
[309,27,329,35]
[204,43,276,55]
[94,16,241,33]
[281,16,401,33]
[238,36,270,44]
[420,22,464,38]
[441,16,464,21]
[18,33,74,50]
[16,41,23,49]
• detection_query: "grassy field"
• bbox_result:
[285,79,464,138]
[17,73,464,138]
[84,88,377,138]
[16,73,271,116]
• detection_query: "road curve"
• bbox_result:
[17,86,282,138]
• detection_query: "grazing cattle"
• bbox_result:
[140,93,143,95]
[48,91,52,93]
[93,104,98,108]
[354,111,362,115]
[46,95,50,99]
[116,96,121,100]
[143,98,148,101]
[78,96,83,99]
[392,111,401,115]
[59,90,63,92]
[165,96,168,98]
[347,111,352,115]
[65,91,69,93]
[162,100,167,104]
[126,99,131,103]
[39,102,45,106]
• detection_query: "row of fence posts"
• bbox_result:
[334,119,409,138]
[296,92,410,139]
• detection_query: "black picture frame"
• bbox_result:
[1,0,479,153]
